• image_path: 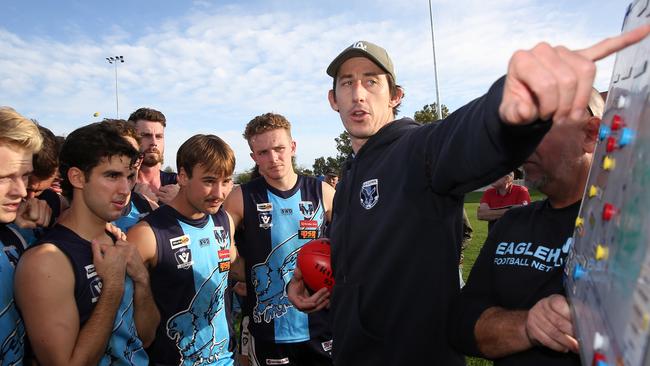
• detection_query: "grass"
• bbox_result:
[462,189,545,366]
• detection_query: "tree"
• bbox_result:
[163,166,175,173]
[312,131,352,176]
[413,102,450,124]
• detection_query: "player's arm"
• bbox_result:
[227,212,246,282]
[15,242,126,366]
[224,185,244,228]
[474,295,577,357]
[321,181,335,223]
[476,203,510,221]
[125,221,161,346]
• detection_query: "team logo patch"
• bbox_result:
[214,226,228,246]
[219,261,230,273]
[199,237,211,247]
[89,277,102,303]
[256,203,273,212]
[174,247,193,269]
[298,201,315,218]
[360,178,379,210]
[259,212,273,229]
[170,234,190,250]
[85,264,97,279]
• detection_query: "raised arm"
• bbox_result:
[15,242,127,366]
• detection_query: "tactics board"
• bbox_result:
[565,2,650,365]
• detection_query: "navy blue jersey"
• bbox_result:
[160,171,178,186]
[0,225,27,366]
[113,192,155,232]
[143,205,235,366]
[239,175,329,343]
[36,225,148,365]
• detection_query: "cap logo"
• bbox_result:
[352,41,367,51]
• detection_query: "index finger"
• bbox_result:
[579,24,650,61]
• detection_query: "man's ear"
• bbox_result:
[177,167,189,186]
[583,116,601,154]
[67,167,85,191]
[388,86,404,108]
[328,90,339,112]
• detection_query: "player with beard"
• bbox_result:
[128,108,179,205]
[127,134,244,366]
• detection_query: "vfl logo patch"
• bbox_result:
[259,212,273,229]
[90,277,102,303]
[170,234,190,250]
[298,201,315,218]
[174,247,193,269]
[85,264,97,279]
[214,226,228,246]
[360,179,379,210]
[256,203,273,212]
[199,238,211,248]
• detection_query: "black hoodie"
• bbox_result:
[328,77,551,365]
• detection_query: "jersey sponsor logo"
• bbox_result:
[251,242,301,323]
[298,220,319,240]
[84,264,97,279]
[298,201,315,218]
[213,226,228,247]
[258,212,273,229]
[166,269,229,365]
[280,208,293,215]
[170,234,191,250]
[493,237,573,273]
[360,178,379,210]
[174,247,194,269]
[256,203,273,212]
[2,246,20,267]
[0,301,25,365]
[90,277,102,303]
[199,238,211,248]
[217,249,230,260]
[265,357,290,365]
[218,261,230,273]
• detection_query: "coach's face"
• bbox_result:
[328,57,402,152]
[0,144,32,223]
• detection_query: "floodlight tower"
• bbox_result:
[106,56,125,118]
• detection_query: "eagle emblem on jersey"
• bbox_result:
[251,240,301,323]
[0,301,24,366]
[166,268,228,366]
[360,179,379,210]
[213,226,228,247]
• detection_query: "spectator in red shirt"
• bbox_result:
[477,172,530,231]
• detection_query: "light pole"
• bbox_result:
[106,56,125,118]
[428,0,442,120]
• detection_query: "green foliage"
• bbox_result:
[312,131,352,176]
[163,165,175,173]
[413,102,450,124]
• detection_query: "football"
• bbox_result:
[297,238,335,292]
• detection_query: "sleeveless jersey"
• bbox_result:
[239,175,330,343]
[113,192,154,232]
[37,225,148,365]
[143,205,235,366]
[0,225,27,366]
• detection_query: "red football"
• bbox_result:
[297,238,335,291]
